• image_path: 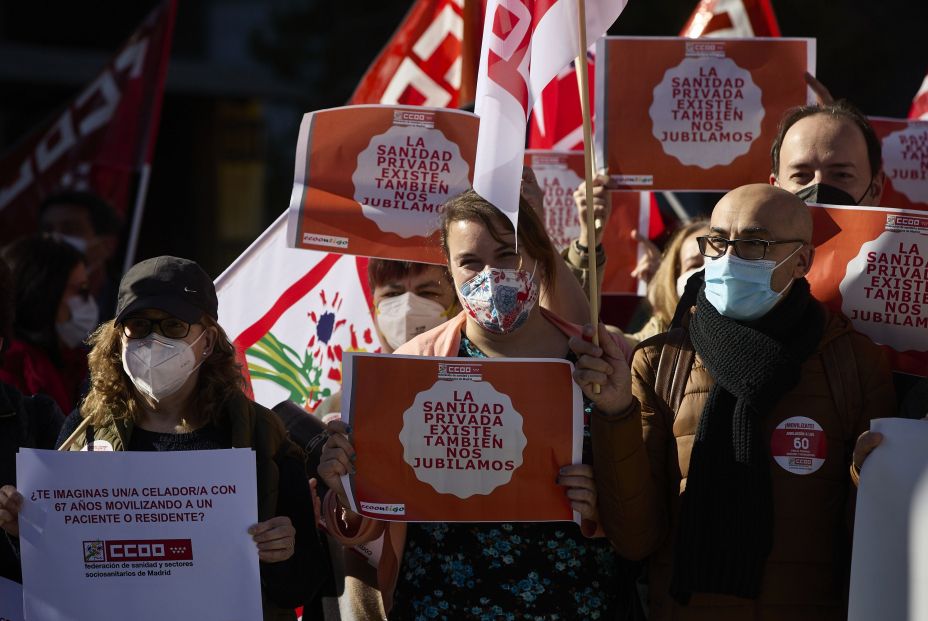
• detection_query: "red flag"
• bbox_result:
[680,0,781,38]
[910,72,928,120]
[349,0,482,107]
[0,0,176,242]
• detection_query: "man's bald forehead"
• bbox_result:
[713,184,812,241]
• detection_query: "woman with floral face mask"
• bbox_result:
[317,190,639,620]
[0,256,328,620]
[1,234,96,414]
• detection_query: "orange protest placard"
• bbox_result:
[870,117,928,212]
[524,150,649,295]
[806,203,928,377]
[594,37,815,191]
[287,105,479,263]
[340,353,583,522]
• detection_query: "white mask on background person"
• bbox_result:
[675,267,703,299]
[377,292,449,350]
[56,295,99,348]
[122,331,207,401]
[57,234,89,255]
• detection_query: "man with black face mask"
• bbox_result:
[672,101,887,325]
[769,100,885,207]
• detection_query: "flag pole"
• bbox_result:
[574,52,602,233]
[122,164,151,274]
[575,0,600,392]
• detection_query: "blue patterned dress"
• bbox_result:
[388,336,625,620]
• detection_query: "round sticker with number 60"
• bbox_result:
[770,416,827,475]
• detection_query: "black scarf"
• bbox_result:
[670,278,824,603]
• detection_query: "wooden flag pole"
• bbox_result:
[575,0,600,392]
[574,57,602,233]
[58,416,92,451]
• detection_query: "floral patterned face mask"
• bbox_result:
[458,262,539,334]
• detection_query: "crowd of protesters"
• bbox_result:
[0,89,925,621]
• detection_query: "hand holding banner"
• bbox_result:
[525,150,650,295]
[340,353,583,523]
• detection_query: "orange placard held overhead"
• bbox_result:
[340,353,583,523]
[524,150,650,295]
[594,37,815,191]
[287,105,479,264]
[869,117,928,212]
[806,203,928,377]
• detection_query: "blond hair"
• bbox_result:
[646,219,709,327]
[80,316,244,427]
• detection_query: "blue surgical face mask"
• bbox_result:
[703,246,803,321]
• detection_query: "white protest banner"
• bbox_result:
[16,448,261,621]
[0,576,24,621]
[849,418,928,621]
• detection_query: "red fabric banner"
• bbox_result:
[0,0,176,242]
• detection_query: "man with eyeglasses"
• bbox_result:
[582,184,895,620]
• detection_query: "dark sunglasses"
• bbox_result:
[121,316,194,340]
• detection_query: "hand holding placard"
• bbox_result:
[0,484,23,537]
[317,420,355,509]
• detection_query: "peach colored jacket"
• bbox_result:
[323,309,633,612]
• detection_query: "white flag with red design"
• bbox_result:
[473,0,627,230]
[215,212,382,412]
[910,73,928,120]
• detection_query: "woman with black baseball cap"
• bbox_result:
[0,256,326,620]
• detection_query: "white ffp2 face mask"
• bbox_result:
[376,292,449,350]
[56,295,99,348]
[122,331,206,402]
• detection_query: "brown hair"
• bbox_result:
[367,259,450,290]
[80,315,244,427]
[646,219,709,327]
[771,100,882,177]
[440,189,557,294]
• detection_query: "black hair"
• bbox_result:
[2,234,85,364]
[39,191,121,236]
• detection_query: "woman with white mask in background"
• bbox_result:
[1,234,97,413]
[0,256,329,621]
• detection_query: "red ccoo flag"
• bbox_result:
[0,0,177,243]
[910,72,928,120]
[680,0,780,38]
[349,0,482,107]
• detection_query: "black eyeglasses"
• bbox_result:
[121,316,193,340]
[696,236,806,261]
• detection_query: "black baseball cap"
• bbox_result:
[115,256,218,325]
